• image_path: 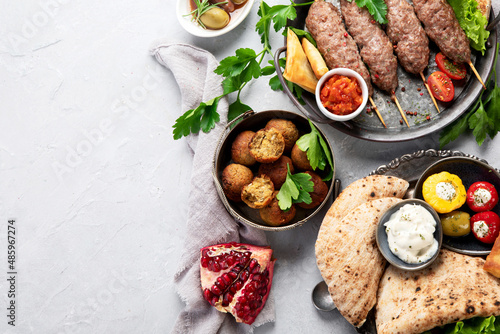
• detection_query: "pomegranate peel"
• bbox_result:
[199,242,275,325]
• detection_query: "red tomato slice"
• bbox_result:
[435,52,467,80]
[427,71,455,102]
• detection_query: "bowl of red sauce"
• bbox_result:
[315,68,368,122]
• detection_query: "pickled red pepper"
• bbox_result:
[320,75,362,115]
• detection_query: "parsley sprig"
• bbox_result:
[348,0,388,24]
[276,165,314,210]
[296,120,334,181]
[439,43,500,147]
[172,0,312,140]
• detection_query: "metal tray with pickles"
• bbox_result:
[370,150,500,256]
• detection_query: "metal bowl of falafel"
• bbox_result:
[213,109,336,231]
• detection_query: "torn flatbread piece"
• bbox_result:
[301,37,328,80]
[283,28,318,93]
[376,249,500,334]
[316,197,402,327]
[319,175,409,235]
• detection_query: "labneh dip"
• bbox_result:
[384,203,438,264]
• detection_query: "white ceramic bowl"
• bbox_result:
[176,0,255,38]
[315,68,368,122]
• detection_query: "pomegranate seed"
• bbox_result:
[213,262,221,272]
[211,296,218,306]
[217,277,226,289]
[244,305,251,312]
[248,259,257,270]
[252,274,261,282]
[208,261,214,271]
[230,285,237,294]
[235,281,243,290]
[220,261,229,270]
[203,288,213,302]
[226,255,235,266]
[240,271,249,282]
[222,274,231,285]
[251,264,260,274]
[211,284,222,295]
[246,284,255,293]
[239,296,247,305]
[202,249,209,257]
[228,271,238,280]
[201,257,209,268]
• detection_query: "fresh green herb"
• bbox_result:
[276,165,314,211]
[173,0,310,139]
[265,57,307,105]
[284,27,317,47]
[295,119,334,181]
[348,0,388,24]
[186,0,228,29]
[439,43,500,147]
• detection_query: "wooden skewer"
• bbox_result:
[468,61,487,90]
[392,93,409,128]
[369,96,386,128]
[419,72,441,114]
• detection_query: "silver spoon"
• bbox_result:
[312,281,336,311]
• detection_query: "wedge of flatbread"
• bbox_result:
[376,249,500,334]
[283,28,318,93]
[301,38,329,80]
[316,197,402,327]
[320,175,409,234]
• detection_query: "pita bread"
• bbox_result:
[376,249,500,334]
[316,197,402,327]
[301,38,329,80]
[283,28,318,93]
[320,175,409,233]
[477,0,491,21]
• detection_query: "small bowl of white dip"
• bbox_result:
[376,199,443,271]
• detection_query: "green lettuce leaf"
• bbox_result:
[447,0,490,55]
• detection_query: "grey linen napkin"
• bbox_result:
[150,42,275,334]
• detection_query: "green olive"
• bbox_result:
[200,7,229,30]
[441,211,471,237]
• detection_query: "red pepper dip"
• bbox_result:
[320,74,363,115]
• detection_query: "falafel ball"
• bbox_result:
[241,175,275,209]
[231,130,256,166]
[258,155,294,189]
[265,119,299,152]
[298,171,328,209]
[260,191,296,227]
[249,128,285,163]
[291,143,313,171]
[221,163,254,202]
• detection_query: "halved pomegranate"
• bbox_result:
[200,242,275,325]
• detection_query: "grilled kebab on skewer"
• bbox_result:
[306,1,374,96]
[339,0,408,126]
[383,0,441,113]
[412,0,486,88]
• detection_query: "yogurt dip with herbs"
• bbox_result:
[384,203,438,264]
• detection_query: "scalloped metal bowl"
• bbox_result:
[212,110,336,231]
[376,199,443,271]
[413,156,500,255]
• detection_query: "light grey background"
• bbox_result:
[0,0,499,333]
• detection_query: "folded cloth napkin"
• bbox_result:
[150,42,275,334]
